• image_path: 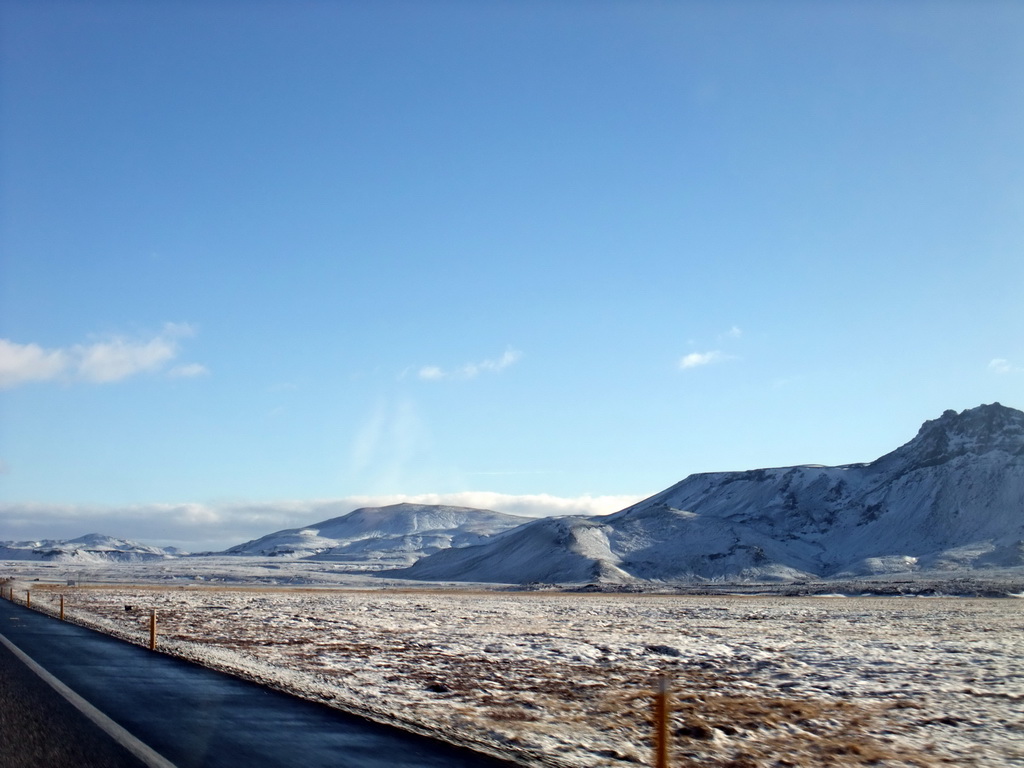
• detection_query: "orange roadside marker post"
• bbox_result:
[653,675,670,768]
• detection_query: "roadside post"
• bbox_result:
[149,609,157,650]
[653,675,670,768]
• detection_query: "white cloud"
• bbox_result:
[76,335,177,382]
[679,326,742,371]
[383,491,644,519]
[0,323,205,388]
[0,492,645,552]
[679,350,726,369]
[0,340,69,388]
[418,348,522,381]
[988,358,1019,374]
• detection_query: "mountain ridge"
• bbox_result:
[0,533,181,562]
[222,502,533,566]
[399,404,1024,583]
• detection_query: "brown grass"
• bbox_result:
[44,586,973,768]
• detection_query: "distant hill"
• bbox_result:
[222,503,533,567]
[399,403,1024,584]
[0,533,181,562]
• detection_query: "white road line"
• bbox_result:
[0,630,178,768]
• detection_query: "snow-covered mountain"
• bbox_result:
[401,403,1024,584]
[222,503,532,566]
[0,533,181,562]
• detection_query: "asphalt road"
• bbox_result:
[0,598,516,767]
[0,630,149,768]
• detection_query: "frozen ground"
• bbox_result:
[7,568,1023,768]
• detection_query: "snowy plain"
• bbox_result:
[4,559,1023,768]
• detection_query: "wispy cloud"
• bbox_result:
[418,365,445,381]
[988,358,1020,375]
[0,323,205,389]
[349,398,434,490]
[679,350,727,369]
[0,492,646,552]
[679,326,741,371]
[417,348,522,381]
[771,376,800,390]
[169,363,210,378]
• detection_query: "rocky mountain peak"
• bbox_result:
[916,403,1022,454]
[869,403,1024,473]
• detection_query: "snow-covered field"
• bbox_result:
[14,578,1024,768]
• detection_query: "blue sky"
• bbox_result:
[2,1,1023,550]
